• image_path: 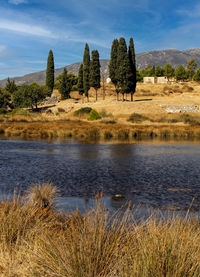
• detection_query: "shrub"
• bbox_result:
[101,119,116,124]
[180,114,200,125]
[128,113,149,123]
[0,108,7,114]
[99,109,113,118]
[74,107,92,116]
[10,108,32,116]
[87,109,102,121]
[182,85,194,92]
[57,107,65,113]
[46,109,53,114]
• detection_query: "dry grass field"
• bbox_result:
[0,183,200,277]
[1,81,200,140]
[53,81,200,119]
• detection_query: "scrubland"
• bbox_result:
[0,183,200,277]
[1,81,200,141]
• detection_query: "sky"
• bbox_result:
[0,0,200,79]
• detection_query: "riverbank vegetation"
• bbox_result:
[1,119,200,141]
[0,183,200,276]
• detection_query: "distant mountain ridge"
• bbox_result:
[1,48,200,87]
[136,48,200,69]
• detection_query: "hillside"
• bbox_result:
[1,48,200,87]
[136,48,200,69]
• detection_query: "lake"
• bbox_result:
[0,139,200,215]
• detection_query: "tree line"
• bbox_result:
[1,40,200,113]
[137,58,200,82]
[45,37,137,102]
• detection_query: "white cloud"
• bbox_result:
[0,19,56,38]
[0,45,11,58]
[8,0,27,5]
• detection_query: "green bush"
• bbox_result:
[74,107,92,116]
[87,109,102,121]
[128,113,149,123]
[9,108,33,116]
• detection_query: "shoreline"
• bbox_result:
[1,120,200,141]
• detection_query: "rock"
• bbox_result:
[42,94,59,105]
[160,105,199,113]
[112,194,125,200]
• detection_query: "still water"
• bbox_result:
[0,139,200,213]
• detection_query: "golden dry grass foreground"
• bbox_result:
[1,81,200,140]
[0,183,200,277]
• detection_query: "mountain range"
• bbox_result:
[1,48,200,87]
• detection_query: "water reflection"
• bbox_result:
[0,139,200,213]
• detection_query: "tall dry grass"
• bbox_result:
[0,183,200,276]
[1,119,200,141]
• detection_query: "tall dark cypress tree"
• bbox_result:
[46,50,55,93]
[59,68,70,99]
[117,37,132,101]
[77,63,84,103]
[90,50,101,102]
[109,39,119,100]
[128,38,137,101]
[83,43,90,102]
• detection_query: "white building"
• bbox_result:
[106,77,111,83]
[143,76,169,84]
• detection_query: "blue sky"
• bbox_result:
[0,0,200,79]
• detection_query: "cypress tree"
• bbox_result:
[59,68,70,99]
[83,43,90,102]
[77,63,84,103]
[109,39,119,100]
[116,37,132,101]
[46,50,55,93]
[128,38,137,101]
[90,50,101,102]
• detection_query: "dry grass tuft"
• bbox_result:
[25,183,59,208]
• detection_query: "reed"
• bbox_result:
[0,183,200,276]
[1,119,200,141]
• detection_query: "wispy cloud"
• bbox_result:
[0,19,55,38]
[177,3,200,18]
[8,0,27,5]
[0,45,13,58]
[0,45,7,53]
